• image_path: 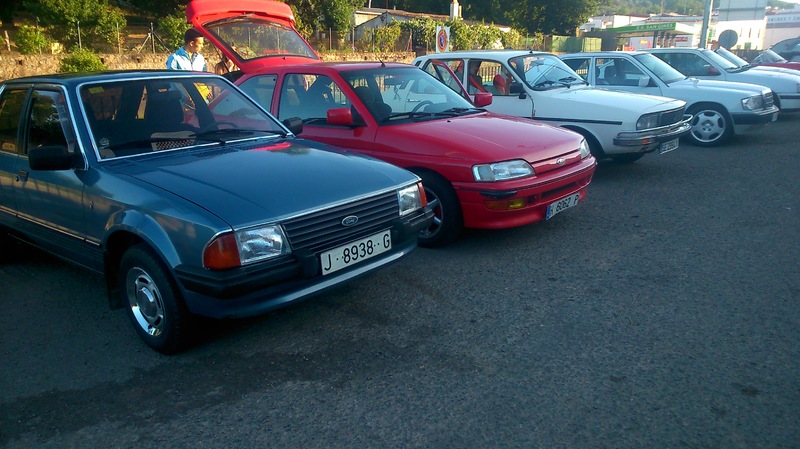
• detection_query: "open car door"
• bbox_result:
[422,59,492,107]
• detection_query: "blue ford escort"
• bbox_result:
[0,71,432,353]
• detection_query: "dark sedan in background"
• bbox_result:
[0,71,432,353]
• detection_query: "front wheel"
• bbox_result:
[119,245,193,354]
[417,172,463,248]
[686,105,732,147]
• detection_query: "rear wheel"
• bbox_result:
[416,171,463,248]
[687,104,732,147]
[119,245,193,354]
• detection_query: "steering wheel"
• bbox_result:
[411,100,434,113]
[199,121,239,133]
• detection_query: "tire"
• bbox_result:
[686,104,732,147]
[416,171,463,248]
[609,153,645,163]
[0,231,13,263]
[119,245,193,354]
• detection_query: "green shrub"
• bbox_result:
[59,48,107,73]
[15,25,52,55]
[157,7,191,51]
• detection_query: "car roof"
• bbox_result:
[646,47,706,52]
[417,49,552,59]
[1,70,222,88]
[561,51,650,57]
[246,61,415,73]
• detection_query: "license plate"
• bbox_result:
[320,230,392,275]
[659,138,679,154]
[546,193,580,220]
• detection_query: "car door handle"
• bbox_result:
[406,99,420,103]
[16,170,28,182]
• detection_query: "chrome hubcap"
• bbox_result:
[127,268,165,337]
[691,110,726,143]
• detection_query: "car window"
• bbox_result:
[238,75,278,110]
[81,77,284,159]
[598,58,646,86]
[0,88,28,154]
[277,74,350,124]
[633,53,685,84]
[26,89,72,154]
[423,61,463,96]
[472,60,514,96]
[340,67,477,123]
[657,52,721,77]
[562,58,590,81]
[206,19,318,62]
[508,54,585,90]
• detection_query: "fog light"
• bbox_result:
[485,197,528,210]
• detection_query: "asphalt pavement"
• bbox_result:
[1,114,798,448]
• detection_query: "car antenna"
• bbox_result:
[378,58,385,67]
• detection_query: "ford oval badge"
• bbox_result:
[342,215,359,226]
[556,158,566,166]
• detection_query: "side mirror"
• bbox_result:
[282,117,303,135]
[473,92,493,107]
[509,82,525,94]
[638,76,652,88]
[326,108,355,126]
[28,145,75,171]
[706,65,720,76]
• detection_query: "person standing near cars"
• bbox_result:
[166,28,207,71]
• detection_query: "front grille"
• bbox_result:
[764,91,774,109]
[658,107,685,126]
[283,191,399,252]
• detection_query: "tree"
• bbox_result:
[126,0,183,19]
[504,0,601,35]
[24,0,127,50]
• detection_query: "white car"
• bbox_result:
[560,51,780,146]
[413,50,691,163]
[645,47,800,112]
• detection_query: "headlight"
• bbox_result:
[579,139,591,159]
[472,159,534,182]
[398,182,425,216]
[742,94,764,110]
[204,225,290,269]
[636,113,659,130]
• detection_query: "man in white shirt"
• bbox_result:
[166,28,207,71]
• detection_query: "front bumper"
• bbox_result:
[731,105,780,126]
[173,207,433,318]
[612,115,692,153]
[455,157,596,229]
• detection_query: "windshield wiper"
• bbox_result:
[383,111,436,121]
[433,107,481,117]
[196,128,286,138]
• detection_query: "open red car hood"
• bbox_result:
[186,0,320,72]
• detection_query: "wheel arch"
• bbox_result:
[562,125,605,159]
[102,212,184,309]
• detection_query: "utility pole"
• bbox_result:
[699,0,712,48]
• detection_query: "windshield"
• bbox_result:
[757,49,787,63]
[205,17,318,62]
[339,67,481,124]
[633,53,685,84]
[695,48,739,71]
[508,54,586,90]
[713,47,749,68]
[81,76,286,160]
